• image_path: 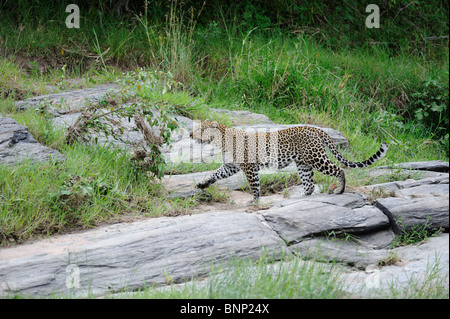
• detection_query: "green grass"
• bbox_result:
[106,250,448,299]
[391,217,443,248]
[113,253,346,299]
[0,118,198,244]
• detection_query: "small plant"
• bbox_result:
[324,230,358,243]
[199,185,230,204]
[410,78,449,155]
[66,70,180,179]
[48,174,124,215]
[411,79,448,135]
[391,216,442,248]
[378,251,401,267]
[163,270,174,285]
[242,172,302,196]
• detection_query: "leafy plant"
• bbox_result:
[66,69,181,179]
[410,78,449,141]
[51,174,122,213]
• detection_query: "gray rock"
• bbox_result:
[396,174,449,188]
[397,184,449,199]
[379,160,449,173]
[142,233,449,299]
[262,197,390,245]
[164,170,249,192]
[0,211,286,298]
[355,229,396,250]
[271,193,365,209]
[15,84,118,116]
[167,189,203,200]
[340,233,449,298]
[291,238,390,269]
[375,197,449,234]
[163,130,222,164]
[363,174,449,194]
[214,109,273,125]
[0,116,65,166]
[367,168,446,180]
[312,193,366,209]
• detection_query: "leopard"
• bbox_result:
[190,120,388,203]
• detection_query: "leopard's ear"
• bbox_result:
[211,121,218,128]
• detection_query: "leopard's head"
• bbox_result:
[189,120,221,144]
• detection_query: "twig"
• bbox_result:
[393,2,417,21]
[427,35,449,41]
[133,114,162,146]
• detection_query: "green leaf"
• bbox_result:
[431,102,445,112]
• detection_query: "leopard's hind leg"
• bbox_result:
[310,156,346,194]
[295,162,315,195]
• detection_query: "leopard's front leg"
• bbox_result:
[196,163,241,189]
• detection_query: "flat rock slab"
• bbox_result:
[379,160,449,173]
[291,238,390,269]
[397,183,449,198]
[214,109,273,125]
[0,116,65,166]
[262,194,390,245]
[271,192,366,209]
[363,174,449,194]
[0,211,286,298]
[164,170,248,192]
[355,229,396,250]
[15,84,118,116]
[375,197,449,234]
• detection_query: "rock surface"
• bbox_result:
[378,160,449,173]
[142,233,448,299]
[0,212,286,297]
[291,237,390,269]
[0,116,65,166]
[341,233,449,297]
[375,197,449,234]
[15,84,118,116]
[262,194,390,245]
[362,174,449,194]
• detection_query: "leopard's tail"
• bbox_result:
[322,134,388,168]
